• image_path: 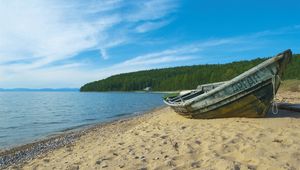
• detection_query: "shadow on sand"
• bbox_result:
[266,103,300,118]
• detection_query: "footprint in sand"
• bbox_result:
[43,159,50,163]
[66,165,80,170]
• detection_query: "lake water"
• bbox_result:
[0,92,164,149]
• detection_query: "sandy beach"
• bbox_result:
[1,90,300,170]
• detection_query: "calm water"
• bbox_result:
[0,92,164,149]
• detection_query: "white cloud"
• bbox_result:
[99,48,108,60]
[125,0,178,22]
[87,26,300,83]
[79,39,238,83]
[0,0,120,65]
[0,0,177,87]
[0,0,176,64]
[135,19,172,33]
[0,0,299,88]
[115,45,201,67]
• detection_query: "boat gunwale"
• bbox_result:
[166,81,228,103]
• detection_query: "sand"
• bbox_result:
[276,91,300,104]
[5,92,300,170]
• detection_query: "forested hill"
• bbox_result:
[80,54,300,92]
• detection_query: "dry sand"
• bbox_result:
[6,92,300,170]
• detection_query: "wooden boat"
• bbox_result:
[164,50,292,118]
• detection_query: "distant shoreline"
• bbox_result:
[79,90,187,94]
[0,89,174,93]
[0,88,79,92]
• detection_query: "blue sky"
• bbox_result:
[0,0,299,88]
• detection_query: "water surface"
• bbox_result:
[0,92,164,149]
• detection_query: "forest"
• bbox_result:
[80,54,300,92]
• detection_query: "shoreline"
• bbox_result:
[79,91,177,93]
[0,106,165,169]
[1,90,300,169]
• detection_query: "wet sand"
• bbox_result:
[2,91,300,170]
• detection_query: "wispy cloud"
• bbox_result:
[0,0,178,87]
[80,39,240,81]
[3,24,300,88]
[0,0,299,88]
[0,0,177,66]
[0,1,118,65]
[135,19,172,33]
[91,25,300,79]
[125,0,178,22]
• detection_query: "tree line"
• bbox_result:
[80,54,300,92]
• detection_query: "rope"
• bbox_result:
[180,97,184,103]
[271,75,281,114]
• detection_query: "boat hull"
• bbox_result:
[165,50,292,119]
[170,80,274,118]
[185,82,273,118]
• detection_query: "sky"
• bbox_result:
[0,0,300,88]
